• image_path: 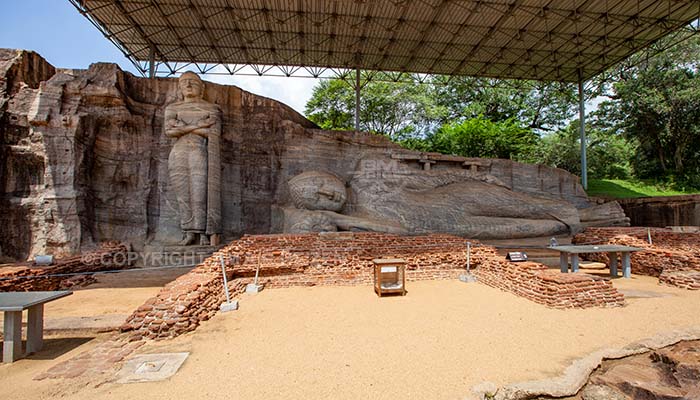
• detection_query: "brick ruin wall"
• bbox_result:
[473,245,624,309]
[0,242,130,292]
[120,233,625,341]
[573,227,700,290]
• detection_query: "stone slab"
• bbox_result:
[0,291,72,311]
[551,245,643,254]
[116,352,189,384]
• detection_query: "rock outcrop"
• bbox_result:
[616,194,700,228]
[1,49,614,260]
[473,328,700,400]
[578,340,700,400]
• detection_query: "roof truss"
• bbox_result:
[70,0,700,82]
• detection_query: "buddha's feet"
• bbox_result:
[179,232,197,246]
[199,235,210,246]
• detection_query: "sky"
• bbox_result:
[0,1,317,114]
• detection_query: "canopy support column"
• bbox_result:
[354,68,360,131]
[578,73,587,190]
[148,46,155,79]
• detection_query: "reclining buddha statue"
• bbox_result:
[274,167,582,239]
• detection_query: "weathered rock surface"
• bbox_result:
[0,49,312,260]
[473,328,700,400]
[2,49,605,260]
[578,340,700,400]
[616,194,700,228]
[579,384,627,400]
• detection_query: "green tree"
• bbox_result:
[596,34,700,187]
[304,76,439,140]
[425,116,538,160]
[528,121,632,179]
[304,79,354,130]
[304,74,592,140]
[428,76,588,133]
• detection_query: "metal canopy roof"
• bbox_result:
[71,0,700,82]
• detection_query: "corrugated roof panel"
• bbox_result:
[75,0,700,81]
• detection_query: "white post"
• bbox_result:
[254,260,261,287]
[355,67,361,131]
[148,46,156,79]
[459,241,477,283]
[220,256,231,304]
[578,72,588,190]
[245,252,264,293]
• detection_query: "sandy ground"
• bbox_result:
[0,267,191,332]
[2,272,700,400]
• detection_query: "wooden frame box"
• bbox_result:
[373,258,407,297]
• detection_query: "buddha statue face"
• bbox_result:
[288,171,347,212]
[179,72,204,100]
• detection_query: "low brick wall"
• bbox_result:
[120,233,470,340]
[0,242,130,292]
[121,233,628,341]
[572,227,700,290]
[659,270,700,290]
[472,245,624,309]
[120,267,249,341]
[227,232,469,287]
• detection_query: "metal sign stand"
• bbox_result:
[245,251,264,293]
[459,241,477,283]
[219,256,238,312]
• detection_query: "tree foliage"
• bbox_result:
[304,78,439,140]
[595,34,700,187]
[304,74,592,139]
[304,32,700,188]
[528,121,632,179]
[428,77,583,133]
[420,117,537,160]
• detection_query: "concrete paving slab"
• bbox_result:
[116,352,189,384]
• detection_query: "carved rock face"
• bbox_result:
[288,171,347,212]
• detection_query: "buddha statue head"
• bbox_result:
[288,171,347,212]
[178,71,204,101]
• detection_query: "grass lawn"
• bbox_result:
[587,179,700,199]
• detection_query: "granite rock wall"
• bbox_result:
[616,195,700,227]
[1,49,593,260]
